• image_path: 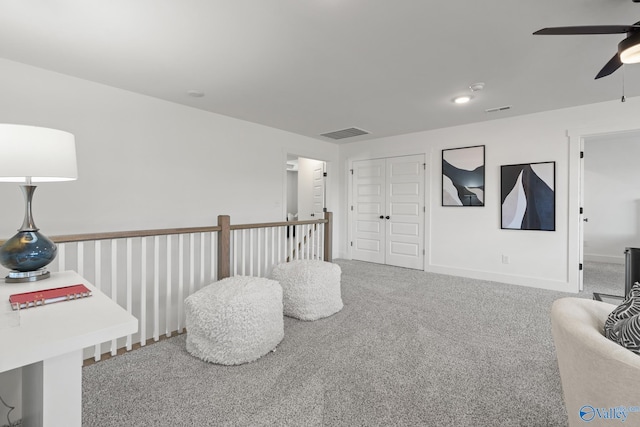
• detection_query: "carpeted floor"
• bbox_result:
[81,260,625,427]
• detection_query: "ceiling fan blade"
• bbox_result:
[595,53,623,79]
[534,25,638,35]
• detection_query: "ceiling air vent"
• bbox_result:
[485,105,512,113]
[320,127,369,140]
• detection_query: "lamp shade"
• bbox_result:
[0,124,77,182]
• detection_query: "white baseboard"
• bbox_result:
[425,264,579,293]
[336,256,580,293]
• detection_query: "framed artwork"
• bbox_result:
[442,145,485,206]
[501,161,555,231]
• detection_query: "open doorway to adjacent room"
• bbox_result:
[286,155,327,222]
[582,131,640,298]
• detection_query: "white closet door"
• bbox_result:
[352,154,425,269]
[385,155,424,270]
[352,158,386,264]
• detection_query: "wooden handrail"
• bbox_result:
[230,218,328,230]
[48,226,222,243]
[0,213,334,280]
[0,218,328,245]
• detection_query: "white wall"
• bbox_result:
[0,58,341,419]
[0,58,339,238]
[583,132,640,264]
[338,96,640,292]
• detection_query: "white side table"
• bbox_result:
[0,271,138,427]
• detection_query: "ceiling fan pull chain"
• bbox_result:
[622,66,626,102]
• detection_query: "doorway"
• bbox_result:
[286,155,326,221]
[570,126,640,295]
[583,132,640,266]
[350,154,425,270]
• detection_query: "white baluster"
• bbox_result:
[242,230,247,275]
[93,241,102,361]
[271,227,276,268]
[77,241,84,277]
[300,224,307,259]
[211,232,217,282]
[233,230,239,277]
[177,234,184,333]
[110,240,118,356]
[264,228,269,277]
[320,223,325,261]
[249,228,260,276]
[311,224,315,259]
[316,223,321,259]
[305,224,310,259]
[189,233,195,296]
[318,223,322,259]
[140,237,147,347]
[153,235,160,342]
[200,232,205,289]
[126,238,133,351]
[58,243,66,272]
[278,226,282,264]
[166,235,172,338]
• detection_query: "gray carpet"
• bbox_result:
[82,260,624,427]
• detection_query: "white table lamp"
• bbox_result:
[0,124,77,282]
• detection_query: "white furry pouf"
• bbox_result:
[271,260,343,321]
[184,276,284,365]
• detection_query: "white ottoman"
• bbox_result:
[271,260,343,321]
[185,276,284,365]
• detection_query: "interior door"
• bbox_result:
[386,155,425,269]
[352,155,425,269]
[352,158,386,264]
[297,157,325,220]
[312,161,325,218]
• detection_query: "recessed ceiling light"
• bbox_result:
[187,90,205,98]
[453,95,472,104]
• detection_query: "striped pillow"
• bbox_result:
[611,315,640,355]
[604,281,640,354]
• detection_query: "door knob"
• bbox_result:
[385,216,390,220]
[379,215,384,219]
[311,213,315,217]
[583,218,589,222]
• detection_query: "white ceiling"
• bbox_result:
[3,0,640,143]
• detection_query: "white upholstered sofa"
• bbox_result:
[551,297,640,426]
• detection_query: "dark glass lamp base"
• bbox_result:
[0,230,57,283]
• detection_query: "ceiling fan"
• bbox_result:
[534,0,640,79]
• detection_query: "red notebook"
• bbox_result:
[9,284,92,310]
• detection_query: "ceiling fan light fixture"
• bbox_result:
[619,32,640,63]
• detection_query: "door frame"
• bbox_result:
[283,150,331,221]
[568,124,640,292]
[347,151,430,270]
